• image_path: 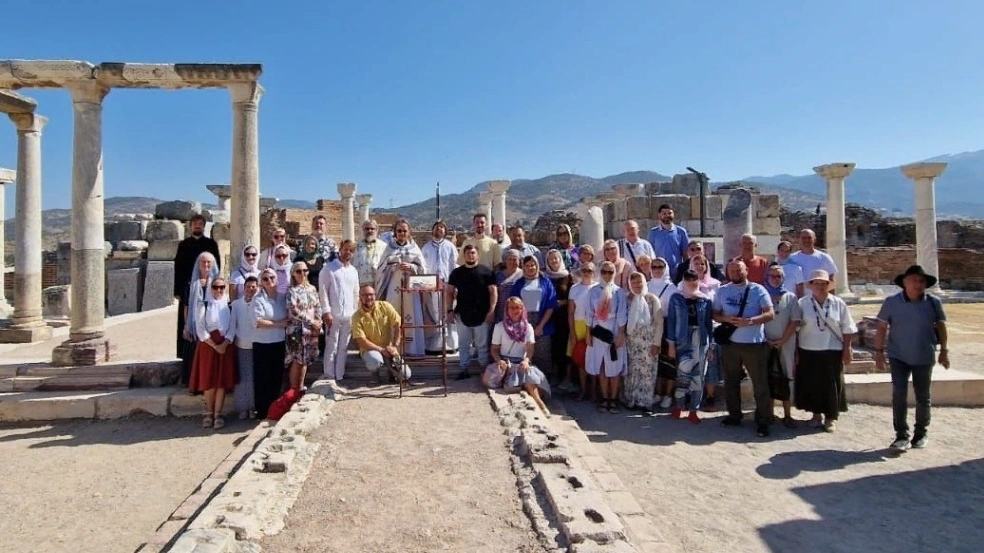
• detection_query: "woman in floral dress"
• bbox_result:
[286,261,323,390]
[621,272,664,412]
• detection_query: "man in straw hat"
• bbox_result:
[872,265,949,452]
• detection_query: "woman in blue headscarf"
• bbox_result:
[182,251,220,386]
[764,262,802,428]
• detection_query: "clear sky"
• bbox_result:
[1,0,982,217]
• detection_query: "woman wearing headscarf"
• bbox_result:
[544,249,574,388]
[295,235,326,289]
[375,218,436,357]
[490,296,551,415]
[666,270,714,423]
[258,227,292,271]
[510,255,558,377]
[648,256,679,411]
[252,268,289,419]
[229,245,260,301]
[690,253,723,410]
[495,249,524,322]
[182,251,219,386]
[586,260,628,413]
[550,224,579,271]
[690,254,721,301]
[285,261,323,390]
[573,244,595,277]
[602,239,633,289]
[621,272,663,412]
[567,261,597,401]
[229,275,260,419]
[270,244,293,296]
[764,263,802,428]
[189,276,237,429]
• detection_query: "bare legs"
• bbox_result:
[203,388,227,429]
[523,384,549,415]
[289,361,307,390]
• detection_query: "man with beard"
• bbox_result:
[352,285,404,384]
[422,221,459,354]
[491,223,507,246]
[320,240,360,381]
[353,219,387,287]
[458,213,502,270]
[446,244,497,379]
[648,204,690,273]
[310,214,338,264]
[173,213,220,359]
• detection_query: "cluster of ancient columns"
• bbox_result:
[476,180,511,232]
[334,183,373,241]
[816,162,947,294]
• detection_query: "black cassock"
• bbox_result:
[173,235,220,376]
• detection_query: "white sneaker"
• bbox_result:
[654,394,664,407]
[659,396,673,409]
[890,437,911,452]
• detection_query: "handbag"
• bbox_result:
[767,348,790,401]
[590,325,618,361]
[712,286,752,345]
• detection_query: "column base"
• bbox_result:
[0,324,53,344]
[51,338,116,367]
[0,299,11,318]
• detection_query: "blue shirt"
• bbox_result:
[252,291,288,344]
[876,292,945,366]
[712,282,773,344]
[647,224,690,271]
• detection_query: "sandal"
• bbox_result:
[607,401,620,414]
[213,415,225,430]
[783,416,797,429]
[202,414,214,428]
[596,401,608,413]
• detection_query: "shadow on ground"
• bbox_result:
[0,415,253,448]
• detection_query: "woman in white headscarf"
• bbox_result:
[648,256,679,411]
[621,272,663,412]
[586,260,628,413]
[258,227,292,271]
[270,244,293,296]
[182,251,219,386]
[229,245,260,301]
[189,276,237,429]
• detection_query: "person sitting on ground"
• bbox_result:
[189,276,237,430]
[352,285,404,384]
[489,296,551,415]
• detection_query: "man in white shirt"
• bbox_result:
[422,220,459,353]
[790,229,838,296]
[320,240,360,380]
[618,220,656,272]
[353,219,387,287]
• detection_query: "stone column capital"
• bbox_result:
[478,191,492,204]
[813,162,856,180]
[229,82,264,106]
[356,193,373,205]
[487,180,511,195]
[337,182,357,198]
[901,162,947,180]
[0,167,14,184]
[206,184,232,199]
[8,112,47,133]
[67,81,110,105]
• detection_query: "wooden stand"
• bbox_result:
[398,273,448,397]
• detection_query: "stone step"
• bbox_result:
[844,360,879,374]
[0,373,133,393]
[0,359,181,388]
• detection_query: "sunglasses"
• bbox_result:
[244,252,257,257]
[295,269,309,274]
[396,229,409,234]
[212,285,226,290]
[274,234,286,239]
[653,265,666,269]
[262,276,275,281]
[364,227,377,231]
[601,270,615,275]
[275,254,289,259]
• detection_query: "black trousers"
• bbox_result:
[176,300,187,358]
[253,341,286,419]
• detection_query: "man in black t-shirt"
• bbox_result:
[446,244,498,379]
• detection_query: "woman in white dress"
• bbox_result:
[586,261,628,413]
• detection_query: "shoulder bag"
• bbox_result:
[712,286,751,345]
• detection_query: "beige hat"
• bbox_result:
[808,269,831,283]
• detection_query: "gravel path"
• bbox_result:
[261,380,547,553]
[0,417,250,553]
[562,400,984,553]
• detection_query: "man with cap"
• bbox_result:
[872,265,949,452]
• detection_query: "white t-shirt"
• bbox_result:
[790,250,837,279]
[569,282,597,321]
[647,279,677,318]
[492,321,536,359]
[797,295,857,351]
[619,238,656,272]
[777,259,806,290]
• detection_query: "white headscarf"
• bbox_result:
[240,245,259,274]
[627,292,653,334]
[187,252,218,338]
[271,244,293,272]
[201,280,231,335]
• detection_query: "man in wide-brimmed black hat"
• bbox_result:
[872,265,949,452]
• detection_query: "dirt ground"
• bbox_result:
[261,380,547,553]
[850,302,984,376]
[562,400,984,553]
[0,416,250,553]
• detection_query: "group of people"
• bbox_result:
[171,206,949,450]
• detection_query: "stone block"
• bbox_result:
[104,221,145,246]
[144,220,184,242]
[670,173,700,195]
[211,222,231,241]
[142,261,175,311]
[607,221,622,239]
[705,194,724,219]
[612,199,628,222]
[625,196,650,220]
[755,194,781,218]
[155,200,202,222]
[169,390,205,417]
[649,194,691,220]
[108,268,143,316]
[0,392,97,421]
[604,203,615,223]
[51,339,115,367]
[42,285,71,319]
[0,325,52,343]
[753,217,781,236]
[167,529,237,553]
[118,240,149,252]
[94,389,170,419]
[148,239,180,261]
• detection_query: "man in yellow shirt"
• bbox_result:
[458,213,502,270]
[352,285,404,383]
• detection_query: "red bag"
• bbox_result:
[572,340,587,369]
[209,329,224,344]
[266,388,303,421]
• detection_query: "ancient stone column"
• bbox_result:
[0,169,12,317]
[337,182,357,241]
[52,83,112,366]
[206,184,232,212]
[582,206,605,255]
[478,192,493,231]
[902,162,947,290]
[722,188,754,262]
[814,163,856,297]
[0,113,52,342]
[229,82,263,263]
[356,193,372,223]
[488,180,511,229]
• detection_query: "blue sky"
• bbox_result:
[2,0,983,217]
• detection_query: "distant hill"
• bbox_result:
[741,150,984,218]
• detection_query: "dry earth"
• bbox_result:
[561,400,984,553]
[0,417,250,553]
[261,380,547,553]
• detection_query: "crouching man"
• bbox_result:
[352,285,408,384]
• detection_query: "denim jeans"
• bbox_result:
[456,319,490,369]
[890,358,933,439]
